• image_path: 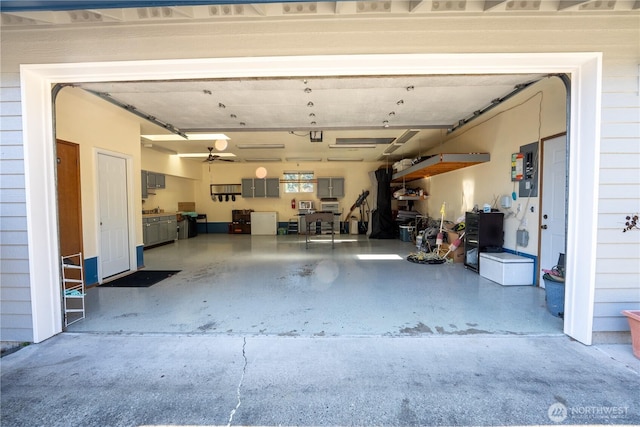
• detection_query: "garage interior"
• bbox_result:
[56,70,568,337]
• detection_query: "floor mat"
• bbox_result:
[100,270,180,288]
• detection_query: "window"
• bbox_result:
[283,171,314,193]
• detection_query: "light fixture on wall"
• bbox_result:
[214,139,228,151]
[255,167,268,179]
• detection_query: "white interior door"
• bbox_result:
[539,135,567,287]
[98,153,130,279]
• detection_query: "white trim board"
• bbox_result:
[21,53,601,344]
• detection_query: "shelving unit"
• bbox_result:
[391,153,490,183]
[61,252,85,326]
[464,212,504,273]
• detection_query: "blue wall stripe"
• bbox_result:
[1,0,332,12]
[84,256,99,286]
[136,245,144,269]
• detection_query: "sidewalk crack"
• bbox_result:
[227,336,247,427]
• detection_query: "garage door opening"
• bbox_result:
[22,53,601,344]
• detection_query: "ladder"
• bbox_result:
[61,252,85,326]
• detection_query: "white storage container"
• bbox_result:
[479,252,533,286]
[250,212,278,235]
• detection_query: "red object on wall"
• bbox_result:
[291,198,296,209]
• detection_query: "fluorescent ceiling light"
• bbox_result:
[236,144,285,149]
[327,157,363,162]
[141,133,229,141]
[357,254,403,260]
[328,144,377,149]
[177,152,236,158]
[286,157,322,162]
[244,158,282,162]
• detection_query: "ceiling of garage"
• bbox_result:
[75,73,545,163]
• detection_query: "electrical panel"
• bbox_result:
[518,141,539,197]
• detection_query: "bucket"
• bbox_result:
[544,273,565,318]
[399,225,414,242]
[350,219,359,235]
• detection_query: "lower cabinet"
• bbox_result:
[143,215,177,247]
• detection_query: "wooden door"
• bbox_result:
[56,140,83,258]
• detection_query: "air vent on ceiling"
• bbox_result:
[393,129,420,145]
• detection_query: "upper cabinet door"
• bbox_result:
[266,178,280,198]
[317,178,331,198]
[254,179,267,197]
[330,178,344,198]
[241,178,254,198]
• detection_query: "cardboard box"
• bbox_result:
[440,243,465,263]
[178,202,196,212]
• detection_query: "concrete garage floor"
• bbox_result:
[3,235,639,426]
[68,234,564,336]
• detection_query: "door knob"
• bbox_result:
[541,224,548,229]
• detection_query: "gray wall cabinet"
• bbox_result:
[317,177,344,198]
[241,178,280,198]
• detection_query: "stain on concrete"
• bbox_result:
[466,322,478,327]
[399,322,433,335]
[313,331,326,337]
[295,264,315,277]
[278,330,299,337]
[435,326,446,334]
[113,313,139,319]
[197,321,217,331]
[449,324,458,329]
[398,398,418,425]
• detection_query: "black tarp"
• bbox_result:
[369,167,397,239]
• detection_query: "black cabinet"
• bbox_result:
[464,211,504,273]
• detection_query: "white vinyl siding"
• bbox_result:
[0,11,638,342]
[0,72,33,342]
[593,61,640,332]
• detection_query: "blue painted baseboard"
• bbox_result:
[136,245,144,269]
[84,256,98,286]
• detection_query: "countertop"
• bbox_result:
[142,212,178,218]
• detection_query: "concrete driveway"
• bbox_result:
[1,333,638,426]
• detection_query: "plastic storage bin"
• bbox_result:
[479,252,533,286]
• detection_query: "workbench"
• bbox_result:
[304,212,339,249]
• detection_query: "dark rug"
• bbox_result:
[100,270,180,288]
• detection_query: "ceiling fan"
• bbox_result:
[203,146,234,163]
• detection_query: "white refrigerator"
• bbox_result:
[250,212,278,235]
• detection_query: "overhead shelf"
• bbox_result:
[391,153,490,183]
